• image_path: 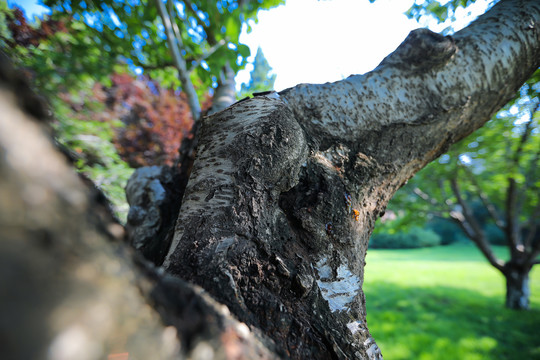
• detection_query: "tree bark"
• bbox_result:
[3,0,540,359]
[503,262,532,310]
[160,0,540,358]
[0,51,282,360]
[208,64,237,115]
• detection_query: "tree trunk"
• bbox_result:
[0,51,281,360]
[2,0,540,359]
[504,262,532,310]
[159,1,540,358]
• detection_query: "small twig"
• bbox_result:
[188,39,226,74]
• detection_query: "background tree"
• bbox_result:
[239,46,277,97]
[389,78,539,309]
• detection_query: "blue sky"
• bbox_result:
[8,0,50,18]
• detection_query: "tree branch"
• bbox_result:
[207,63,236,114]
[412,186,448,212]
[523,146,540,251]
[448,210,476,239]
[168,0,183,50]
[460,164,506,231]
[187,39,227,74]
[450,178,505,271]
[505,118,534,253]
[154,0,201,121]
[516,104,540,223]
[280,0,540,185]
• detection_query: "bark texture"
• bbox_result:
[125,165,181,265]
[504,262,532,310]
[2,0,540,359]
[0,53,279,360]
[161,0,540,358]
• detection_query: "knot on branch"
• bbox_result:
[379,28,457,71]
[126,165,180,265]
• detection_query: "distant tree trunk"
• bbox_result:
[208,64,237,115]
[448,176,537,311]
[2,0,540,359]
[503,260,532,310]
[441,108,539,310]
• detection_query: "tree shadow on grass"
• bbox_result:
[364,282,540,360]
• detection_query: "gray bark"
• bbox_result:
[2,0,540,359]
[504,262,532,310]
[0,51,282,360]
[161,0,540,358]
[125,165,180,265]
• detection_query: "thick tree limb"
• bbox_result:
[161,1,539,358]
[281,0,540,182]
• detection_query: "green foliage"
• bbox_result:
[426,218,467,245]
[364,245,540,359]
[1,4,119,97]
[51,95,134,222]
[36,0,284,97]
[238,46,276,98]
[1,0,282,221]
[370,227,441,249]
[406,0,496,25]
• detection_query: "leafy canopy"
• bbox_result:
[38,0,283,97]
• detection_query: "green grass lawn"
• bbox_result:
[364,244,540,360]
